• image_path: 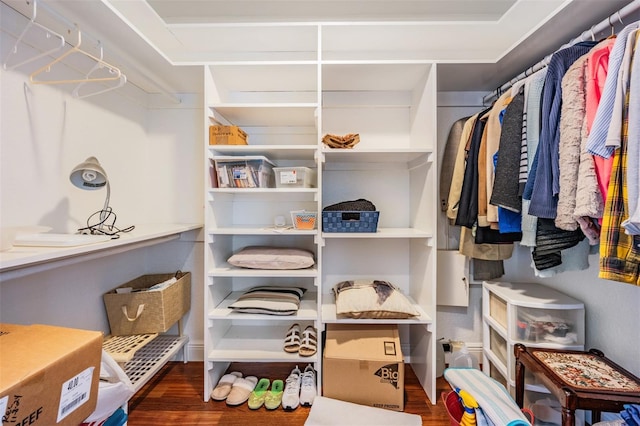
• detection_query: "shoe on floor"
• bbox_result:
[248,378,270,409]
[299,364,316,407]
[210,371,242,401]
[264,379,284,410]
[281,365,302,411]
[226,376,258,406]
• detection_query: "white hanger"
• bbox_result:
[71,42,127,98]
[73,74,127,99]
[3,0,66,71]
[29,28,122,85]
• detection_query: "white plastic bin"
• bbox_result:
[273,167,316,188]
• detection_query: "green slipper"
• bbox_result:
[248,378,270,409]
[264,379,284,410]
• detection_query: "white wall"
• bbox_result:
[437,92,640,377]
[0,67,205,359]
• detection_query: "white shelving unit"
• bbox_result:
[203,26,438,404]
[482,281,586,424]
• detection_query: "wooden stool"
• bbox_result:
[514,344,640,426]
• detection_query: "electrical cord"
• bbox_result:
[76,207,134,238]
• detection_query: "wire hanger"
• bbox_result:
[71,42,127,98]
[3,0,66,71]
[29,28,122,85]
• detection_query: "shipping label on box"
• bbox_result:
[0,324,102,426]
[323,324,405,411]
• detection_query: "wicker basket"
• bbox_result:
[103,271,191,335]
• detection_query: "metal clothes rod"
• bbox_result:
[2,0,181,104]
[482,0,640,105]
[34,0,181,104]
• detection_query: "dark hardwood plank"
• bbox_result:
[127,362,453,425]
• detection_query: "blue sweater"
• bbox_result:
[526,41,598,219]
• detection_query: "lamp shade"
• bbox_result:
[70,156,108,190]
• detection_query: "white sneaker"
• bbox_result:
[299,364,316,406]
[281,365,302,411]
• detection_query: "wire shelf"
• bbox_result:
[104,334,189,393]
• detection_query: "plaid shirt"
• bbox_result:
[599,35,640,285]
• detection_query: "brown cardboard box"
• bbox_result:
[323,324,405,411]
[0,323,102,426]
[209,125,248,145]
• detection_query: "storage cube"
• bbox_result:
[213,155,275,188]
[322,211,380,232]
[103,271,191,335]
[273,167,316,188]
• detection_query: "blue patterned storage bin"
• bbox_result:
[322,211,380,232]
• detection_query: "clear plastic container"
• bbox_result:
[451,343,479,369]
[273,167,316,188]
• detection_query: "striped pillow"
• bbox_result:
[229,286,306,315]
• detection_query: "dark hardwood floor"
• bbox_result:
[127,362,453,425]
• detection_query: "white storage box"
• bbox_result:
[273,167,316,188]
[213,155,275,188]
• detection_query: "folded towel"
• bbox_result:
[444,368,531,426]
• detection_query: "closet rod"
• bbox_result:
[2,0,181,104]
[35,0,181,104]
[482,0,640,105]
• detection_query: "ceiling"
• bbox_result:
[2,0,638,95]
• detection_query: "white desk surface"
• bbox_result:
[0,223,202,280]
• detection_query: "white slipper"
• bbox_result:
[211,371,243,401]
[226,376,258,406]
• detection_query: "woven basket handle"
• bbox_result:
[121,304,145,321]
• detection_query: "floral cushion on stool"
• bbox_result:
[532,351,640,391]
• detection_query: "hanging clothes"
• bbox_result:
[527,40,599,219]
[491,87,525,214]
[441,116,471,213]
[599,29,640,285]
[483,91,512,226]
[520,68,547,247]
[447,113,480,222]
[556,52,591,232]
[622,32,640,235]
[456,110,490,229]
[573,38,615,226]
[587,22,640,203]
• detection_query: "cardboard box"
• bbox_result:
[323,324,404,411]
[103,271,191,335]
[0,324,103,426]
[209,125,248,145]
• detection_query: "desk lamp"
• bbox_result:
[69,156,111,232]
